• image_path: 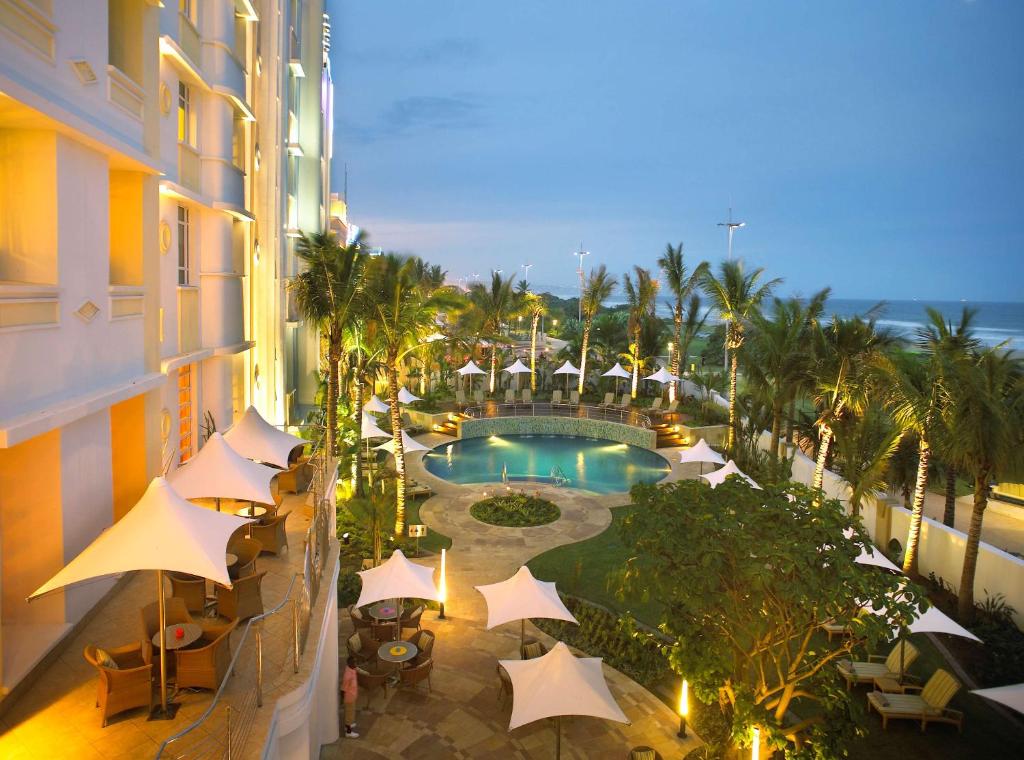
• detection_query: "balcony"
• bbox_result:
[177,12,202,68]
[202,156,245,209]
[177,285,199,353]
[288,27,304,77]
[203,41,246,103]
[177,143,201,193]
[199,272,244,348]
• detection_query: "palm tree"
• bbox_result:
[623,267,659,399]
[289,231,365,457]
[578,266,617,395]
[520,290,548,392]
[365,254,460,535]
[700,260,781,453]
[657,244,708,401]
[677,294,708,381]
[832,403,902,517]
[467,272,517,394]
[942,347,1024,622]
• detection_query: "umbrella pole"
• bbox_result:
[157,570,170,715]
[215,496,221,512]
[556,715,561,760]
[521,618,526,658]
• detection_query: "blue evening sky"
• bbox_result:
[326,0,1023,301]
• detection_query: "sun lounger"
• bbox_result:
[866,669,963,732]
[455,389,467,407]
[504,388,515,403]
[473,389,484,404]
[612,393,631,409]
[649,397,662,412]
[598,392,615,407]
[521,388,532,403]
[837,641,919,689]
[407,480,434,498]
[568,390,580,405]
[550,390,562,405]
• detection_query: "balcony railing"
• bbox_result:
[177,12,201,66]
[177,286,199,353]
[464,402,652,428]
[178,143,201,192]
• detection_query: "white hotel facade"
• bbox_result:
[0,0,333,699]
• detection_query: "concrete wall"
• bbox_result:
[458,416,658,449]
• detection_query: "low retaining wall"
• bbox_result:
[457,416,657,449]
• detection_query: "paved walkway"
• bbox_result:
[323,437,699,759]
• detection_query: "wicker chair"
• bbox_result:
[215,571,266,621]
[140,597,195,665]
[496,662,513,706]
[372,621,399,642]
[399,658,433,693]
[405,629,435,665]
[520,640,548,660]
[167,572,207,615]
[83,643,153,726]
[399,604,424,633]
[357,628,385,656]
[348,604,372,631]
[628,747,663,760]
[356,663,391,707]
[346,632,376,667]
[227,537,262,580]
[174,620,238,691]
[251,512,289,555]
[275,461,312,494]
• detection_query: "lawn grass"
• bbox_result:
[527,503,1024,759]
[404,496,452,554]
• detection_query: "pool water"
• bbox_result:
[422,434,671,494]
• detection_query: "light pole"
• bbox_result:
[521,262,532,286]
[717,208,745,371]
[573,247,590,322]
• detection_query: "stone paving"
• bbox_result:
[322,435,700,759]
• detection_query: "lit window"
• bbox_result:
[178,364,194,464]
[177,82,196,146]
[177,205,191,285]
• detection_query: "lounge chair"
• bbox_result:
[251,511,289,555]
[399,658,433,693]
[649,397,663,413]
[504,388,515,403]
[346,632,376,666]
[407,479,433,498]
[657,399,679,419]
[401,412,425,435]
[83,642,153,726]
[174,620,238,691]
[866,669,963,732]
[569,390,580,405]
[215,571,266,621]
[837,640,919,689]
[612,393,631,409]
[550,389,562,405]
[521,388,532,404]
[455,388,467,407]
[473,389,484,404]
[598,392,615,407]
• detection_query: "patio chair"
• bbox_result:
[569,390,580,405]
[167,572,207,615]
[614,393,631,409]
[251,511,289,555]
[401,412,425,435]
[473,389,484,404]
[227,537,262,580]
[83,642,153,727]
[400,604,425,633]
[504,388,515,403]
[348,604,372,631]
[649,397,663,413]
[277,461,313,494]
[215,571,266,621]
[346,632,376,667]
[407,480,434,499]
[521,388,532,404]
[598,392,615,407]
[550,389,562,405]
[140,597,202,665]
[497,662,513,706]
[837,640,919,689]
[455,388,467,407]
[372,621,399,642]
[356,663,391,707]
[521,640,548,660]
[174,620,238,692]
[866,669,963,732]
[399,658,433,693]
[406,629,435,665]
[658,399,679,419]
[628,748,664,760]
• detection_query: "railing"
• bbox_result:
[178,12,202,66]
[464,402,652,429]
[156,426,337,759]
[178,143,201,192]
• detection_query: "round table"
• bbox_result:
[377,640,418,665]
[368,602,399,621]
[225,553,238,568]
[236,505,267,520]
[152,623,202,650]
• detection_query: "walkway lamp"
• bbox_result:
[677,677,689,737]
[438,547,447,619]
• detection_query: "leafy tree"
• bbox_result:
[657,244,708,400]
[831,403,902,517]
[578,266,618,395]
[520,290,548,392]
[619,478,921,756]
[623,266,660,398]
[677,293,709,379]
[467,272,517,394]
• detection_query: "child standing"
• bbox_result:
[342,655,359,738]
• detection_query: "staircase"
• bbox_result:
[652,418,686,448]
[433,412,468,437]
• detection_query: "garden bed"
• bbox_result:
[469,492,560,527]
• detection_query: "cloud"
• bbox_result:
[404,38,481,67]
[340,94,484,143]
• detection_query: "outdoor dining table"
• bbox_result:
[368,602,400,621]
[152,622,203,651]
[377,640,418,664]
[236,505,267,520]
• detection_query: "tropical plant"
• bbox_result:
[467,272,517,394]
[700,260,781,453]
[520,290,548,392]
[657,244,708,400]
[831,403,902,516]
[289,231,365,457]
[623,267,659,398]
[578,266,617,395]
[677,293,708,379]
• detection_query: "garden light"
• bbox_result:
[677,678,689,737]
[438,547,447,620]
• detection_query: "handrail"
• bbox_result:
[155,572,302,758]
[463,402,652,429]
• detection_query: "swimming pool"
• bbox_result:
[422,434,671,494]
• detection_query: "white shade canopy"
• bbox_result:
[398,387,423,404]
[499,641,629,731]
[31,477,251,597]
[679,439,726,466]
[601,363,631,379]
[503,359,531,375]
[701,459,761,490]
[361,412,392,440]
[842,528,902,573]
[907,604,982,642]
[971,684,1024,714]
[375,430,431,454]
[475,566,578,630]
[168,433,277,505]
[223,405,305,469]
[457,360,486,376]
[644,366,679,384]
[355,549,439,607]
[553,360,580,376]
[364,394,390,413]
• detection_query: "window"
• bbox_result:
[178,364,194,464]
[108,0,143,83]
[179,0,195,24]
[177,82,196,146]
[177,205,191,285]
[231,117,246,170]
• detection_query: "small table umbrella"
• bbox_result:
[476,566,578,655]
[701,459,761,489]
[167,432,277,510]
[500,641,629,758]
[355,549,439,621]
[223,405,305,469]
[398,387,423,404]
[503,358,532,392]
[678,438,725,475]
[29,478,250,718]
[364,394,390,414]
[456,359,486,397]
[553,360,581,395]
[601,362,631,395]
[971,684,1024,714]
[644,366,680,401]
[375,430,431,455]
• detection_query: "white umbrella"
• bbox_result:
[500,641,629,758]
[701,459,761,490]
[971,684,1024,714]
[29,478,251,717]
[456,359,486,396]
[553,360,581,394]
[375,430,431,454]
[602,362,631,394]
[842,528,902,573]
[504,358,532,391]
[364,394,390,414]
[679,439,726,475]
[167,432,277,509]
[223,405,305,469]
[907,604,981,642]
[644,366,679,384]
[361,412,391,440]
[355,548,439,607]
[398,387,423,404]
[476,566,578,652]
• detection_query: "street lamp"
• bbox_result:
[573,247,590,322]
[717,207,745,372]
[521,262,532,286]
